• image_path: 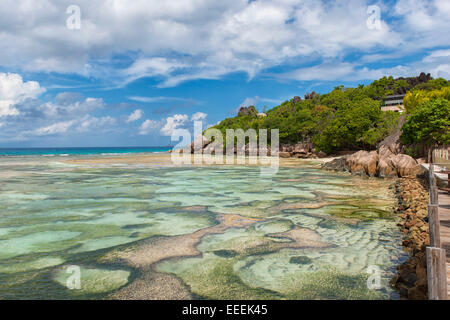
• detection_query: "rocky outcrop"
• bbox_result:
[377,156,397,178]
[323,150,422,178]
[393,154,421,177]
[192,135,211,153]
[179,135,276,156]
[292,96,302,105]
[388,72,432,95]
[378,114,406,156]
[279,142,318,159]
[237,106,258,117]
[346,150,378,176]
[279,152,291,158]
[174,135,212,154]
[202,141,222,155]
[304,91,317,100]
[390,177,430,300]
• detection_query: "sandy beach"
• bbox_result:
[63,152,337,168]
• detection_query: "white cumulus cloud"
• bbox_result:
[0,72,45,117]
[139,119,159,135]
[0,73,120,141]
[3,0,446,87]
[35,120,76,136]
[160,114,189,136]
[126,109,144,123]
[191,112,207,121]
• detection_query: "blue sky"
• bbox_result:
[0,0,449,147]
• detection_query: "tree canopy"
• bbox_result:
[401,98,450,147]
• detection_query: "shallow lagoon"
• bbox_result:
[0,155,408,299]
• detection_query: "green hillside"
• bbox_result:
[212,73,449,155]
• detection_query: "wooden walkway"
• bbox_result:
[427,147,450,299]
[437,189,450,298]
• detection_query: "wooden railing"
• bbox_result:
[427,164,448,300]
[434,146,450,166]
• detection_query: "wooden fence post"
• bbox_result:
[426,161,447,300]
[429,204,441,248]
[429,164,439,205]
[427,247,448,300]
[431,187,439,204]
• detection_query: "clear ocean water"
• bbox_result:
[0,155,408,299]
[0,147,171,157]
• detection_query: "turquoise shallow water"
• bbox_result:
[0,147,171,157]
[0,155,408,299]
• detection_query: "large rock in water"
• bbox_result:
[191,135,211,153]
[322,157,349,172]
[377,156,397,178]
[291,142,313,158]
[346,151,378,177]
[279,152,292,158]
[391,154,421,177]
[203,141,223,155]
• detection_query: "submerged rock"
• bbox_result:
[213,250,238,258]
[322,157,349,172]
[289,256,312,265]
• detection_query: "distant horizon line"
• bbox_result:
[0,146,174,149]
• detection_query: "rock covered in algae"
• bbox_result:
[54,266,130,294]
[289,256,312,265]
[282,267,386,300]
[0,257,65,274]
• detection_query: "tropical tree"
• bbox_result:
[401,98,450,147]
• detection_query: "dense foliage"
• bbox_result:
[401,98,450,147]
[400,78,450,154]
[403,86,450,113]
